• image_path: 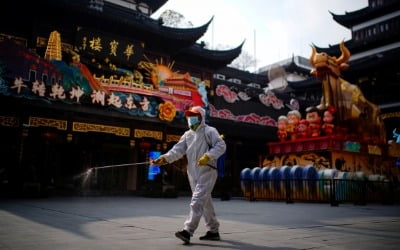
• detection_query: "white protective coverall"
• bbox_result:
[161,106,226,235]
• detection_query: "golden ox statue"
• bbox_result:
[309,41,385,143]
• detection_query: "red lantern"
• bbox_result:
[139,141,151,149]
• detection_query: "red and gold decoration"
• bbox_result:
[0,115,19,127]
[29,116,67,130]
[0,30,210,124]
[309,41,385,143]
[134,129,162,141]
[73,122,130,137]
[158,101,176,122]
[209,104,276,126]
[266,41,399,179]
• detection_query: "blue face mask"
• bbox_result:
[187,116,200,127]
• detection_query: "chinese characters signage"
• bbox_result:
[75,28,144,66]
[5,77,159,118]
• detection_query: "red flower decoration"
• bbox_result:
[327,106,336,114]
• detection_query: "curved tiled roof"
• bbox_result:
[283,59,312,76]
[329,6,370,28]
[174,41,245,70]
[216,66,268,85]
[312,38,398,58]
[10,0,211,49]
[86,0,212,45]
[330,1,400,28]
[312,40,354,56]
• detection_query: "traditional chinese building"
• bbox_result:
[2,0,398,198]
[0,0,249,196]
[257,56,316,114]
[0,0,298,198]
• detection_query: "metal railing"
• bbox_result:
[240,179,400,206]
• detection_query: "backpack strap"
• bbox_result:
[204,125,212,148]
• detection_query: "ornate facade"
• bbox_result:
[0,0,246,196]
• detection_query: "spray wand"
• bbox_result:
[86,161,151,174]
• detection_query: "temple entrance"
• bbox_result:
[7,126,136,196]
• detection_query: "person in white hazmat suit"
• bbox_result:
[152,106,226,244]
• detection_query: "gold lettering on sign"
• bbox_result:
[166,134,181,143]
[73,122,130,137]
[0,116,19,127]
[124,44,134,60]
[134,129,162,140]
[89,37,103,51]
[29,117,67,130]
[109,40,119,56]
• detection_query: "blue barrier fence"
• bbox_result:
[240,167,400,205]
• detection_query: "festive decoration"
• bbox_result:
[305,106,322,137]
[310,41,385,143]
[286,98,300,110]
[0,32,210,123]
[266,41,399,183]
[134,129,163,140]
[286,110,301,140]
[258,92,284,109]
[45,31,62,61]
[215,83,285,110]
[0,115,19,127]
[296,119,309,139]
[215,85,239,103]
[276,115,288,141]
[29,117,67,130]
[321,106,336,136]
[158,101,176,122]
[73,122,130,137]
[209,104,276,126]
[147,62,174,88]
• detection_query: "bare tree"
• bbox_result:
[158,13,258,72]
[158,10,193,28]
[229,50,258,71]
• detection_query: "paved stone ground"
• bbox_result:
[0,196,399,249]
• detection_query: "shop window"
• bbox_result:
[213,74,226,80]
[380,24,385,32]
[354,32,359,41]
[359,30,364,39]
